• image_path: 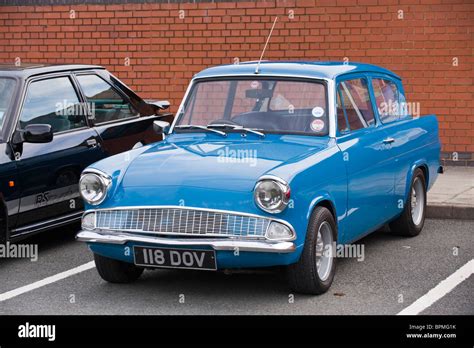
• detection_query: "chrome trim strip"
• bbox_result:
[257,174,289,186]
[169,80,194,134]
[82,205,296,241]
[194,73,332,82]
[82,168,111,179]
[11,211,83,236]
[82,167,111,178]
[76,230,296,253]
[327,78,336,138]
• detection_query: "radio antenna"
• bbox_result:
[255,16,278,74]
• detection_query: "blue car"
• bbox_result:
[77,61,442,294]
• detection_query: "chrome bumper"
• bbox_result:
[76,230,296,253]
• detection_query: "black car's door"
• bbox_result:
[10,74,103,237]
[74,73,164,156]
[0,143,19,242]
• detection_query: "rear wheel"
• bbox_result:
[287,207,337,295]
[389,168,427,237]
[94,253,143,283]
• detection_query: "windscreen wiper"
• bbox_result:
[174,125,227,137]
[207,124,265,138]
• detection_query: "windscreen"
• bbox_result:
[176,78,328,135]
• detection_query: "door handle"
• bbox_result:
[383,137,395,144]
[86,138,98,148]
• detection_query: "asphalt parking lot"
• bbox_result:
[0,219,472,315]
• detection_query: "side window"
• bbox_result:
[0,78,16,129]
[371,78,400,123]
[20,77,86,133]
[76,74,138,124]
[337,78,375,131]
[336,89,349,133]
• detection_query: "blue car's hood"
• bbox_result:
[120,133,330,192]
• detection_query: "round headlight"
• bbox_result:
[79,172,111,205]
[254,178,290,214]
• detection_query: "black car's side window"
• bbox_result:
[76,74,138,124]
[337,78,375,132]
[20,76,86,133]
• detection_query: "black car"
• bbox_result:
[0,63,172,242]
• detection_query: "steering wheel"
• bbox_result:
[208,119,241,126]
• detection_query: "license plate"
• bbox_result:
[133,246,217,271]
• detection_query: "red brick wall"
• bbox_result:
[0,0,472,155]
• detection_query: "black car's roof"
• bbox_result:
[0,63,104,78]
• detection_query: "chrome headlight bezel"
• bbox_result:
[79,170,112,206]
[253,176,291,214]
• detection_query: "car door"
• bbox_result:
[335,75,395,242]
[0,143,18,241]
[10,74,104,236]
[369,75,417,218]
[0,77,20,240]
[74,73,163,156]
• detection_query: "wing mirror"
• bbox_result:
[148,100,170,111]
[15,124,54,144]
[153,120,170,135]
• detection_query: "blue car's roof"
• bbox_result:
[194,61,401,81]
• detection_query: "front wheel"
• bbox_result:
[287,207,337,295]
[94,253,144,283]
[389,168,427,237]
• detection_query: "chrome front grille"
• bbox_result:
[94,207,271,238]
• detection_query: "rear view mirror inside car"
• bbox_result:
[245,88,273,99]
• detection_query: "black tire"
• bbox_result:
[287,207,337,295]
[94,253,144,283]
[389,168,427,237]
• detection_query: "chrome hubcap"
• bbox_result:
[411,177,425,226]
[315,221,334,281]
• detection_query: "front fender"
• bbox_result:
[276,144,347,245]
[83,143,156,210]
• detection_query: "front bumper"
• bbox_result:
[76,230,296,253]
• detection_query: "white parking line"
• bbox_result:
[0,261,95,302]
[398,259,474,315]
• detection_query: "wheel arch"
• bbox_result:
[417,163,429,188]
[306,194,339,240]
[405,161,429,201]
